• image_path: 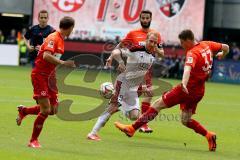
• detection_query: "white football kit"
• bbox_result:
[113,47,155,116]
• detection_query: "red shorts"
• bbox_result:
[162,84,204,114]
[31,73,58,106]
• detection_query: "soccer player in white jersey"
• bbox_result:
[87,32,164,141]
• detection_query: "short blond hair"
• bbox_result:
[147,31,158,39]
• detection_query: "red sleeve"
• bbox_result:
[43,38,57,55]
[121,31,133,48]
[185,51,197,68]
[206,41,222,53]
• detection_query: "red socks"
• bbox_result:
[186,119,207,136]
[23,105,40,115]
[141,102,151,114]
[30,113,48,142]
[132,107,158,130]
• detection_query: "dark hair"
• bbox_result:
[140,10,152,18]
[38,10,48,17]
[59,16,75,29]
[178,29,194,41]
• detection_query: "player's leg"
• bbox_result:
[181,105,217,151]
[16,104,40,126]
[139,71,153,133]
[87,104,119,141]
[115,96,168,137]
[128,109,140,121]
[115,84,183,137]
[88,79,124,140]
[28,97,50,148]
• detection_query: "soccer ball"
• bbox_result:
[99,82,115,99]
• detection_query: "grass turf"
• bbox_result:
[0,66,240,160]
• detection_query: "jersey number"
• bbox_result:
[201,49,212,72]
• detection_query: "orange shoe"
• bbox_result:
[28,140,41,148]
[139,124,153,133]
[205,131,217,151]
[87,133,101,141]
[114,122,135,137]
[16,105,26,126]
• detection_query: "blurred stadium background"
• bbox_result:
[0,0,239,83]
[0,0,240,160]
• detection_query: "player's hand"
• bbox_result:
[142,85,153,97]
[63,60,76,68]
[181,83,189,94]
[216,51,224,60]
[117,63,126,72]
[34,45,41,51]
[28,45,35,52]
[106,57,113,67]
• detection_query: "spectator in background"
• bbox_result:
[24,10,55,67]
[231,43,240,61]
[0,30,4,43]
[18,28,28,66]
[6,29,17,44]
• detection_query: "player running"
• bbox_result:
[87,32,163,141]
[114,29,229,151]
[16,16,75,148]
[111,10,164,133]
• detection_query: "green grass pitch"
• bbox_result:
[0,66,239,160]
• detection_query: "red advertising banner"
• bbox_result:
[33,0,205,44]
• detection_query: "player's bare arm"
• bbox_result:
[107,49,126,72]
[216,43,229,59]
[181,65,191,94]
[23,37,34,52]
[43,51,76,67]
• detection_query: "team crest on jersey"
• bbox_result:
[156,0,186,18]
[48,40,54,48]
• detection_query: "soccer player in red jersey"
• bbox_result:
[16,16,75,148]
[115,29,229,151]
[110,10,164,133]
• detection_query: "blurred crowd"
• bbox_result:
[0,28,239,69]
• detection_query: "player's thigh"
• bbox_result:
[162,84,185,108]
[31,74,50,102]
[120,91,140,119]
[37,97,51,114]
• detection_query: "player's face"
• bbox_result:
[146,35,158,51]
[65,26,74,38]
[180,39,192,50]
[140,13,151,29]
[38,13,48,27]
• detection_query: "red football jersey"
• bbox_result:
[121,28,162,50]
[32,31,64,76]
[185,41,222,91]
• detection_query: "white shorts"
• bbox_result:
[114,74,140,117]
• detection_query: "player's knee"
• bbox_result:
[142,97,152,103]
[129,114,138,121]
[181,116,190,126]
[181,119,188,126]
[41,108,50,115]
[128,110,140,120]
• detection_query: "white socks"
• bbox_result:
[90,111,111,135]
